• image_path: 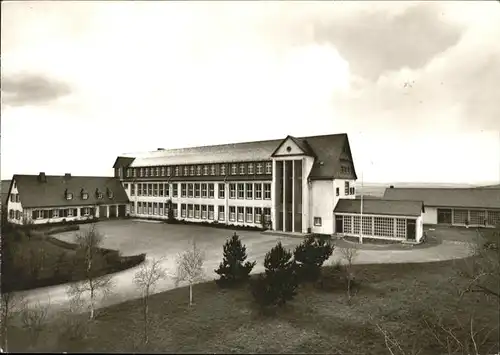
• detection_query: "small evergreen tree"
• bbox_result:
[251,241,298,309]
[293,235,334,283]
[215,232,256,287]
[166,199,176,224]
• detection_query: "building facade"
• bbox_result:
[6,173,129,225]
[383,187,500,228]
[115,134,358,235]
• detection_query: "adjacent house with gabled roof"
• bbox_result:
[383,187,500,228]
[6,172,129,225]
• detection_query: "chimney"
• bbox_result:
[38,172,46,182]
[390,185,394,189]
[64,173,71,179]
[157,148,165,151]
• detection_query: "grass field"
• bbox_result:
[7,257,498,354]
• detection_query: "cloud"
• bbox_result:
[1,73,72,107]
[311,2,465,81]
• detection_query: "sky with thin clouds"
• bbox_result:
[1,1,499,184]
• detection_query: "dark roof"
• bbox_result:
[113,156,135,169]
[479,184,500,189]
[334,198,425,217]
[13,175,129,208]
[1,180,11,206]
[122,133,357,180]
[383,188,500,209]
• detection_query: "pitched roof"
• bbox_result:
[334,198,425,217]
[123,133,356,180]
[383,188,500,209]
[13,175,129,208]
[1,180,11,206]
[113,156,135,169]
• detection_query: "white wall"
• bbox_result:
[310,180,334,235]
[422,206,438,224]
[6,179,24,224]
[273,137,306,156]
[302,156,315,233]
[416,216,424,243]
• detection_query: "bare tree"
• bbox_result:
[0,292,26,352]
[68,224,114,320]
[339,244,359,304]
[20,298,50,348]
[175,240,205,306]
[133,257,167,344]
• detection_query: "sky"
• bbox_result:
[1,1,500,184]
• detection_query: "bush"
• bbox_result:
[215,232,256,288]
[294,235,334,283]
[251,242,298,309]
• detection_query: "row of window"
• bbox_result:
[9,194,20,203]
[131,201,271,224]
[30,207,94,219]
[340,215,409,239]
[123,161,273,178]
[342,181,355,196]
[64,188,114,201]
[126,182,272,200]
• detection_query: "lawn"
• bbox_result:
[7,258,499,353]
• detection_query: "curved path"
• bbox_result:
[12,221,474,318]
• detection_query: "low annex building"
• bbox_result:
[334,198,425,243]
[6,173,129,225]
[383,187,500,228]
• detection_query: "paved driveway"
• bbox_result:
[14,220,473,317]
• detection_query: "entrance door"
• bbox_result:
[437,209,452,224]
[118,205,126,217]
[99,205,107,218]
[335,216,343,233]
[407,219,416,241]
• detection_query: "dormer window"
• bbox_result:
[96,188,103,199]
[65,189,73,200]
[107,188,114,199]
[81,189,89,200]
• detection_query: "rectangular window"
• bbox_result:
[237,183,244,199]
[229,183,236,199]
[184,166,189,176]
[161,167,165,176]
[142,184,147,196]
[159,183,164,197]
[188,204,194,218]
[167,166,172,176]
[231,164,237,175]
[188,184,194,198]
[173,183,178,197]
[208,205,214,220]
[153,202,158,215]
[208,183,214,198]
[181,183,187,197]
[239,164,245,175]
[345,181,349,195]
[156,167,160,177]
[145,168,149,177]
[203,165,209,176]
[148,202,152,214]
[237,207,244,222]
[336,187,340,196]
[246,183,253,199]
[265,162,272,174]
[220,164,226,176]
[201,183,207,198]
[255,183,262,199]
[175,166,179,176]
[195,205,200,219]
[195,183,201,198]
[247,163,254,174]
[254,207,262,223]
[131,184,135,196]
[153,184,158,196]
[53,209,59,218]
[68,208,74,217]
[264,183,271,199]
[396,218,406,238]
[218,205,225,221]
[190,166,196,176]
[181,204,187,218]
[349,187,355,195]
[229,206,236,222]
[196,166,202,176]
[165,184,170,197]
[218,183,225,199]
[159,202,164,215]
[127,168,131,177]
[137,202,141,214]
[173,203,178,217]
[246,207,253,223]
[201,205,207,219]
[374,217,395,238]
[148,183,153,196]
[210,165,216,176]
[314,217,322,226]
[256,163,263,174]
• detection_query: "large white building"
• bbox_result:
[114,133,424,242]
